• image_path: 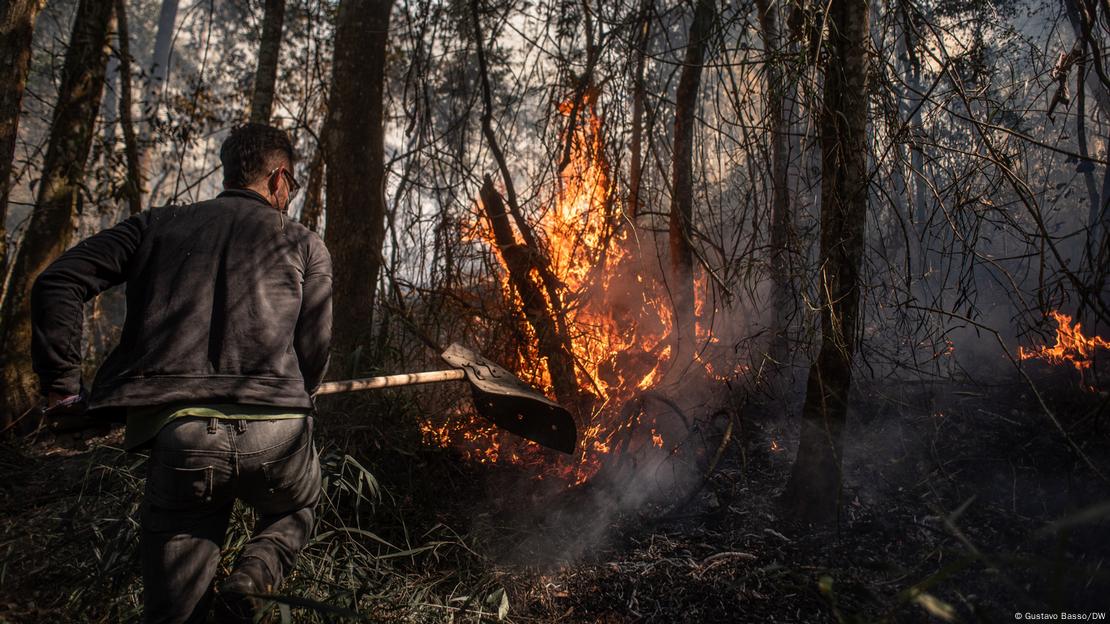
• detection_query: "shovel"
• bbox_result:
[316,343,577,454]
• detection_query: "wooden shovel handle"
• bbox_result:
[315,369,466,395]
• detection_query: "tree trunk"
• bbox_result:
[249,0,286,124]
[115,0,143,216]
[1063,0,1110,269]
[324,0,394,367]
[142,0,179,121]
[668,0,714,371]
[102,31,119,147]
[299,145,324,232]
[136,0,179,207]
[906,43,926,228]
[756,0,797,365]
[782,0,870,523]
[882,3,913,268]
[0,0,44,279]
[0,0,114,427]
[1077,57,1101,249]
[628,0,651,220]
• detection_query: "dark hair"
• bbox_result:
[219,123,296,188]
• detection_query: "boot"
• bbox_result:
[212,558,275,624]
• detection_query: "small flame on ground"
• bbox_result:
[770,439,783,453]
[1019,311,1109,391]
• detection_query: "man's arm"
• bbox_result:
[31,214,146,398]
[294,234,332,394]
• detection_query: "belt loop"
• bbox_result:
[207,417,218,434]
[235,419,247,434]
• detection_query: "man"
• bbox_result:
[30,123,332,623]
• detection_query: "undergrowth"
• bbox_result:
[0,401,515,623]
[2,378,1109,623]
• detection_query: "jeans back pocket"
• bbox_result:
[261,437,311,492]
[146,461,215,508]
[252,436,320,514]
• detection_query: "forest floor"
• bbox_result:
[0,368,1108,623]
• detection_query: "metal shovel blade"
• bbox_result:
[441,343,577,454]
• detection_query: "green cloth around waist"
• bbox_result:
[125,403,309,451]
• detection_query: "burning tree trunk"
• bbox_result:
[0,0,114,427]
[479,176,581,409]
[249,0,286,124]
[325,0,394,364]
[115,0,143,216]
[469,0,571,346]
[469,0,582,408]
[782,0,869,522]
[669,0,715,369]
[0,0,44,276]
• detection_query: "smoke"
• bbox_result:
[461,282,756,566]
[486,384,726,565]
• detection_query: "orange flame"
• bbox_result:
[423,88,728,483]
[1019,311,1109,390]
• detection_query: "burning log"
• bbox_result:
[478,176,583,410]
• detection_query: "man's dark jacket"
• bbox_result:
[31,189,332,418]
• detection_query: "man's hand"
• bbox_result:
[41,391,86,418]
[45,392,79,409]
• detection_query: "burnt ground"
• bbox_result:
[450,368,1107,623]
[0,368,1108,623]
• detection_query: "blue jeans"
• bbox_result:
[140,416,320,624]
